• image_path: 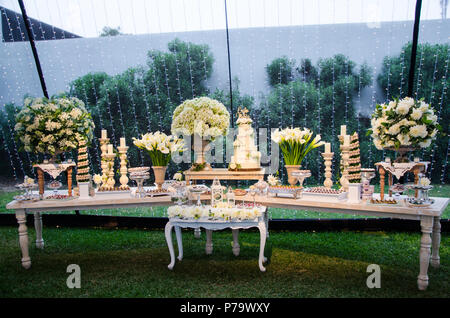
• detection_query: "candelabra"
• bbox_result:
[99,137,110,190]
[321,152,334,189]
[117,145,129,190]
[339,142,350,191]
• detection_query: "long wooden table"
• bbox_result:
[5,192,448,291]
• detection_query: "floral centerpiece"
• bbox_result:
[14,96,95,162]
[271,127,324,185]
[171,97,230,169]
[167,205,262,221]
[133,131,185,189]
[367,97,440,162]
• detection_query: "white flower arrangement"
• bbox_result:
[271,127,324,165]
[171,97,230,139]
[133,131,185,166]
[419,177,431,186]
[14,96,95,155]
[267,174,280,186]
[368,97,441,150]
[167,205,262,221]
[173,172,183,181]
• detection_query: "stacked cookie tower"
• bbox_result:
[347,132,361,183]
[76,138,90,183]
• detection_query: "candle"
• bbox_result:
[344,135,350,145]
[101,129,107,139]
[107,144,113,154]
[120,137,126,147]
[340,125,347,136]
[325,142,331,153]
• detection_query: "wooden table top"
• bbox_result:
[5,190,448,219]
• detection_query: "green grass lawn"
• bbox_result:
[0,226,448,297]
[1,184,449,219]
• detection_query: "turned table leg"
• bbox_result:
[34,212,44,249]
[418,216,433,290]
[175,226,183,261]
[413,167,420,198]
[388,172,393,197]
[36,168,45,199]
[15,209,31,269]
[205,229,213,255]
[379,166,385,201]
[194,228,202,239]
[165,222,175,270]
[258,222,267,272]
[232,229,240,256]
[431,216,441,268]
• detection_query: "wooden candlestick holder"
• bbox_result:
[99,137,110,190]
[117,146,129,190]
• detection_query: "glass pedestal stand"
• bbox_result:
[130,175,149,198]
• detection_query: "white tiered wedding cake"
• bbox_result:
[230,108,261,171]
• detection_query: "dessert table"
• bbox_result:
[165,206,268,272]
[5,191,448,290]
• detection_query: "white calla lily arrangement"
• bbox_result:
[271,127,324,165]
[133,131,185,166]
[368,97,441,150]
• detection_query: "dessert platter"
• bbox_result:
[301,187,347,202]
[268,185,303,199]
[14,177,39,202]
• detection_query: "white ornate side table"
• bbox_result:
[165,208,268,272]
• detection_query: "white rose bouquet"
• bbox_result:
[367,97,441,150]
[271,127,324,165]
[133,131,185,166]
[14,96,95,157]
[171,97,230,139]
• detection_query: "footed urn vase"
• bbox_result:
[285,165,301,186]
[152,166,167,190]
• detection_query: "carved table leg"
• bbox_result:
[194,228,201,239]
[175,226,183,261]
[37,168,45,199]
[67,167,73,197]
[379,167,385,201]
[264,210,269,238]
[388,172,393,197]
[205,229,213,255]
[15,209,31,269]
[258,222,267,272]
[431,216,441,268]
[418,216,433,290]
[165,222,175,270]
[232,229,240,256]
[34,212,44,249]
[413,167,420,198]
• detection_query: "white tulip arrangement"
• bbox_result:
[368,97,441,150]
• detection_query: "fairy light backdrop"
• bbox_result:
[0,0,448,193]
